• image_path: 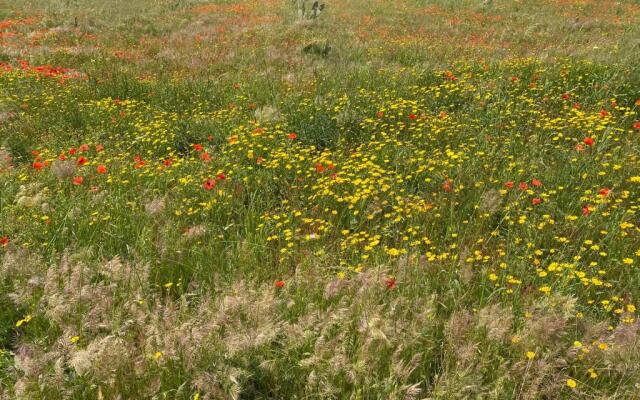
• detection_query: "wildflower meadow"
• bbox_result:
[1,0,640,398]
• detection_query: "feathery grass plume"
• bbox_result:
[1,248,44,307]
[144,197,166,215]
[479,189,502,214]
[0,148,12,171]
[477,303,513,341]
[50,159,76,180]
[15,183,48,208]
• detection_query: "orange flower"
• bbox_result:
[0,236,8,247]
[72,176,83,185]
[287,132,298,140]
[275,280,285,288]
[96,165,107,174]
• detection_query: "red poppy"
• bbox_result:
[510,76,518,82]
[72,176,83,185]
[532,179,542,187]
[385,277,396,289]
[583,137,594,146]
[442,179,452,192]
[0,236,8,247]
[133,155,145,169]
[532,197,542,205]
[216,172,226,180]
[562,93,569,100]
[203,178,216,190]
[31,150,40,157]
[599,109,609,118]
[505,181,514,189]
[96,165,107,174]
[377,111,383,118]
[69,148,77,155]
[256,157,265,164]
[575,144,585,152]
[32,161,44,170]
[95,144,104,152]
[193,143,203,152]
[327,163,335,170]
[573,102,581,110]
[200,152,211,161]
[518,182,528,190]
[58,154,66,161]
[287,132,297,140]
[408,113,417,120]
[207,134,213,141]
[163,159,173,167]
[77,156,88,166]
[582,205,591,216]
[330,173,338,180]
[633,121,640,130]
[275,280,285,288]
[79,144,90,152]
[599,188,610,197]
[315,163,325,173]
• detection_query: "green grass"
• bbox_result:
[1,0,640,399]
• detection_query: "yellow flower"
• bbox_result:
[526,351,535,360]
[566,378,577,388]
[70,336,80,344]
[15,314,32,327]
[154,351,163,360]
[622,258,634,265]
[573,341,582,348]
[386,248,400,256]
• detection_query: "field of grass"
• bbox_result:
[1,0,640,398]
